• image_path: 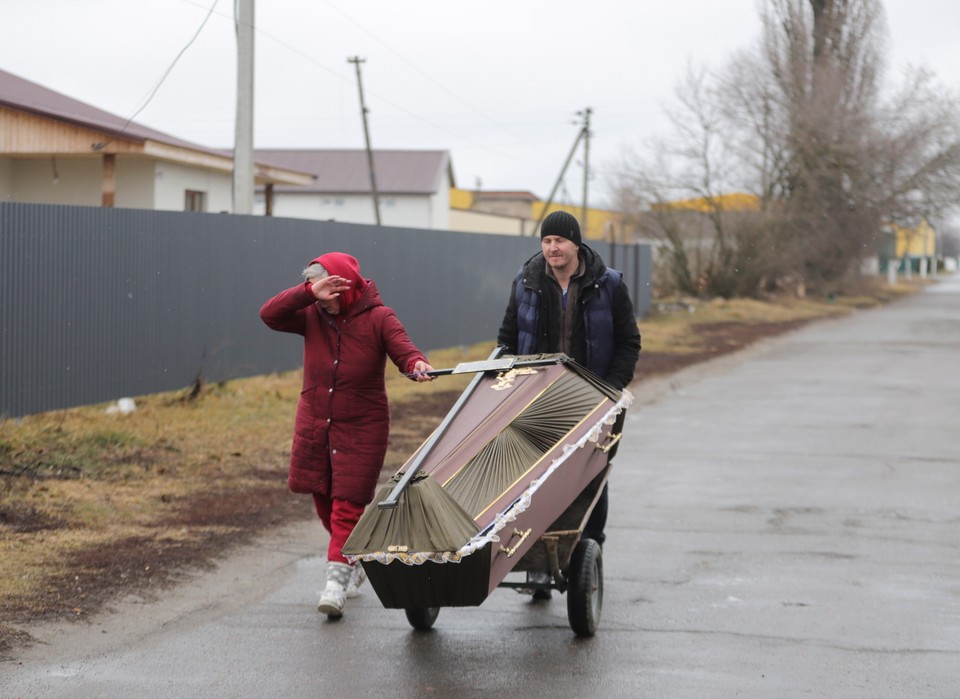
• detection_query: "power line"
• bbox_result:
[534,108,592,234]
[321,0,551,158]
[219,3,565,175]
[123,0,221,135]
[165,0,581,190]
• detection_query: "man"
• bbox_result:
[497,210,641,595]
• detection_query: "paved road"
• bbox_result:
[4,277,960,698]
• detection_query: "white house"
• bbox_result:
[253,149,454,229]
[0,68,311,211]
[0,69,514,235]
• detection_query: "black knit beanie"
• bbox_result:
[540,210,582,246]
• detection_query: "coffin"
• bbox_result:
[342,353,632,609]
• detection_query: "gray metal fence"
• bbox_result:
[0,202,651,417]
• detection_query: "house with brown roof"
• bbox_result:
[0,69,311,212]
[253,148,454,229]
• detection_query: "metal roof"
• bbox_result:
[254,148,454,195]
[0,68,223,156]
[473,190,540,202]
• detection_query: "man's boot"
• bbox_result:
[318,561,352,618]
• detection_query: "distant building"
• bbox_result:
[451,188,628,240]
[652,192,761,213]
[0,69,310,212]
[449,188,536,236]
[254,148,454,229]
[0,67,636,240]
[878,220,938,276]
[471,190,540,219]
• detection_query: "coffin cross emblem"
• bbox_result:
[491,367,539,391]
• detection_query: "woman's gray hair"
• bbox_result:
[302,263,329,281]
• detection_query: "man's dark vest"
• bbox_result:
[514,266,621,380]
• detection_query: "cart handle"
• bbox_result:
[403,354,570,379]
[596,432,622,454]
[498,528,532,558]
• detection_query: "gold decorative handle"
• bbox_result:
[596,432,622,454]
[498,528,532,558]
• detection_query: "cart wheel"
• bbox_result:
[566,538,603,637]
[405,607,440,631]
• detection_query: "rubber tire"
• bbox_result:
[405,606,440,631]
[566,538,603,637]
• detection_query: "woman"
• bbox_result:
[260,252,434,619]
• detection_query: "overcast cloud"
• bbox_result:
[2,0,958,205]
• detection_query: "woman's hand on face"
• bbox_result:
[310,275,350,302]
[411,360,435,382]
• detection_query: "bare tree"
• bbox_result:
[608,149,699,296]
[611,0,960,298]
[871,67,960,226]
[743,0,886,289]
[941,224,960,259]
[610,67,787,297]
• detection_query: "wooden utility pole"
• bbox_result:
[348,56,381,225]
[232,0,255,214]
[580,107,591,234]
[533,108,592,234]
[580,107,593,235]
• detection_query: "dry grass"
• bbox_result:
[0,342,495,624]
[0,278,924,651]
[639,280,919,356]
[1,376,291,611]
[640,297,847,354]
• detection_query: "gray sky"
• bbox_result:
[3,0,958,205]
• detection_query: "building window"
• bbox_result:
[185,190,206,212]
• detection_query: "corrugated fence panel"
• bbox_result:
[0,202,651,417]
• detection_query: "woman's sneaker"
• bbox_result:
[318,562,352,618]
[317,580,346,617]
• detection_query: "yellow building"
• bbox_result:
[651,192,760,213]
[450,187,627,241]
[880,220,938,275]
[891,220,936,259]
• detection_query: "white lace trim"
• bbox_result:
[347,388,633,566]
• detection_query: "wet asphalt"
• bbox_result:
[3,275,959,698]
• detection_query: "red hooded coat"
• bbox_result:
[259,253,427,503]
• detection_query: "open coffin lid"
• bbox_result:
[342,353,633,608]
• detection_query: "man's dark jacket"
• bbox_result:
[497,244,641,390]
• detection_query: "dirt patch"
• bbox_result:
[0,318,813,659]
[385,390,460,469]
[0,475,311,632]
[638,320,810,378]
[0,502,68,533]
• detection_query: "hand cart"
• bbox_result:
[342,350,631,637]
